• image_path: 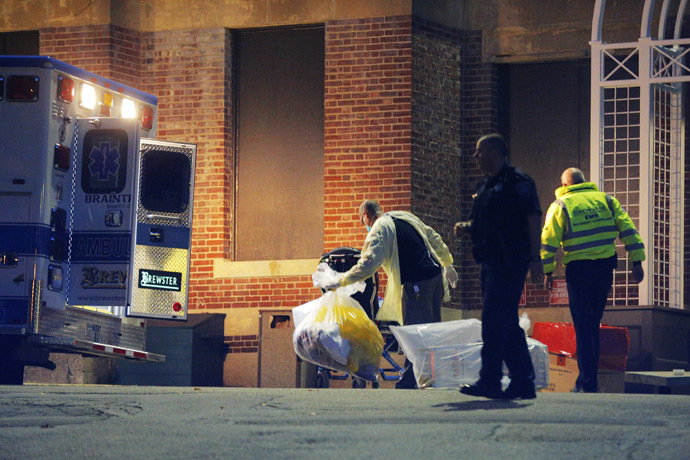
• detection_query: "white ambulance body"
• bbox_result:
[0,56,196,383]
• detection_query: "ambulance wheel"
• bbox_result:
[351,378,367,389]
[315,372,330,389]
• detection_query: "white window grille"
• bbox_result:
[591,0,686,309]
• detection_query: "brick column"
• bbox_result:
[410,18,463,308]
[458,30,499,309]
[324,16,413,251]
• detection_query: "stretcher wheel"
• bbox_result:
[315,371,330,388]
[351,378,367,389]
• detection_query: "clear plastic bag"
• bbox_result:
[311,262,366,296]
[390,318,549,389]
[293,290,383,381]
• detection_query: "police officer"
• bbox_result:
[455,133,543,400]
[541,167,645,393]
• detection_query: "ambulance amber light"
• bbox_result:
[7,75,39,101]
[57,75,74,103]
[122,98,136,118]
[54,144,70,171]
[142,106,154,130]
[80,83,96,110]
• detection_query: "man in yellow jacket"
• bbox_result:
[325,199,458,389]
[541,167,645,393]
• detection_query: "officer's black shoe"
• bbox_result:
[501,382,537,400]
[459,382,503,399]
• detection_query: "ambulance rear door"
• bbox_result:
[68,117,139,314]
[127,139,196,320]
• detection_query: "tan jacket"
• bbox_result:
[340,211,453,325]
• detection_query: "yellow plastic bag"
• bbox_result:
[293,291,383,381]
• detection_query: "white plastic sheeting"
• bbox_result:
[390,318,549,390]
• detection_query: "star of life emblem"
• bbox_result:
[88,142,120,181]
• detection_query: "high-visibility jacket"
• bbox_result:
[541,182,645,274]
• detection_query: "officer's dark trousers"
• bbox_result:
[478,262,534,388]
[565,257,615,392]
[396,273,444,389]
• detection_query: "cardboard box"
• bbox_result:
[533,322,629,393]
[541,353,625,393]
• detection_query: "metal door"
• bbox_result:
[127,139,196,320]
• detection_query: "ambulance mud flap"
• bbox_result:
[127,139,196,320]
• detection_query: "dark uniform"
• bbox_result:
[469,164,541,392]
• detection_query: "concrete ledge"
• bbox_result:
[214,258,320,279]
[625,371,690,387]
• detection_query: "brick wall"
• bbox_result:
[39,26,320,359]
[410,18,463,308]
[41,25,112,76]
[456,30,497,309]
[453,30,554,310]
[141,28,234,312]
[142,28,317,354]
[37,19,521,318]
[324,16,413,252]
[40,25,142,86]
[36,17,564,381]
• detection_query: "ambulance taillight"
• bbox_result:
[57,75,74,103]
[48,265,64,291]
[7,75,39,101]
[54,144,70,171]
[142,106,154,130]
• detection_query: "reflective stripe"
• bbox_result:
[542,243,559,252]
[554,200,572,234]
[625,243,645,251]
[605,194,615,216]
[565,237,616,252]
[542,257,555,265]
[619,228,639,238]
[562,225,618,241]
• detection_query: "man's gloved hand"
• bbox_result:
[632,262,644,284]
[322,280,341,291]
[444,265,458,289]
[453,221,471,238]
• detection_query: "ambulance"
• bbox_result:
[0,56,196,384]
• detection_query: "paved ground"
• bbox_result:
[1,384,689,460]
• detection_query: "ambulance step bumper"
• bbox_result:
[28,335,165,362]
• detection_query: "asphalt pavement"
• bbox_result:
[1,384,689,460]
